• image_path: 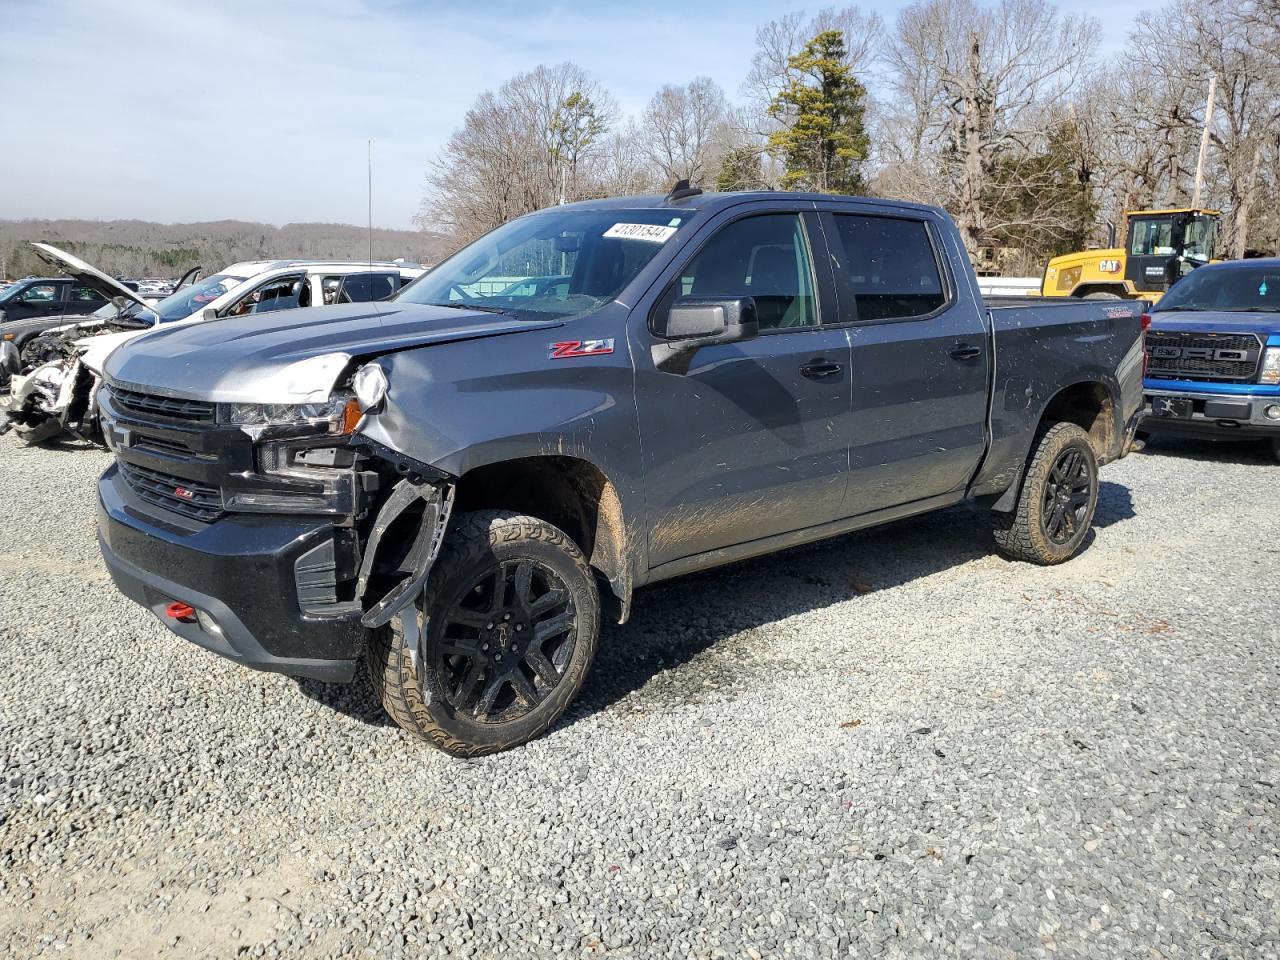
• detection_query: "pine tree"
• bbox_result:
[766,31,870,194]
[715,146,766,192]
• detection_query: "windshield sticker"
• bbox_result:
[603,223,677,243]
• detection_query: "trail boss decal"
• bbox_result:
[549,339,615,359]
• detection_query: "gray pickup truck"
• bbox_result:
[95,189,1145,755]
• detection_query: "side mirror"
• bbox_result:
[651,296,759,372]
[201,307,218,322]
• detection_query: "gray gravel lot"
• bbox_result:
[0,432,1277,959]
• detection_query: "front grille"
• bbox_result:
[119,461,223,522]
[111,388,217,423]
[1146,331,1262,382]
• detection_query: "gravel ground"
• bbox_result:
[0,431,1277,959]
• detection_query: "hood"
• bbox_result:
[103,302,565,403]
[79,326,153,375]
[1149,310,1280,336]
[30,242,152,312]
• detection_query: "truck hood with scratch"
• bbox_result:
[101,302,564,403]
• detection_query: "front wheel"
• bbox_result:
[993,422,1099,565]
[369,510,600,756]
[1271,437,1280,463]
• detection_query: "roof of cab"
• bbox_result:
[548,189,942,217]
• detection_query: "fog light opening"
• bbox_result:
[1264,404,1280,421]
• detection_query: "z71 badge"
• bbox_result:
[549,339,615,359]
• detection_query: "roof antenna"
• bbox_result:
[665,178,703,202]
[367,139,374,271]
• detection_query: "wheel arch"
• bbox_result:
[1071,283,1132,299]
[453,455,633,622]
[988,378,1120,513]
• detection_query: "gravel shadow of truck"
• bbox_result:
[295,480,1135,733]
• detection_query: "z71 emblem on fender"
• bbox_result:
[549,339,614,359]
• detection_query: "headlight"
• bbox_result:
[1261,347,1280,386]
[217,392,362,436]
[351,363,388,413]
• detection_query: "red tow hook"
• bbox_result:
[165,601,197,623]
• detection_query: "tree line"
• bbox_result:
[0,219,447,281]
[423,0,1280,275]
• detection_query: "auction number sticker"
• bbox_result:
[603,223,678,243]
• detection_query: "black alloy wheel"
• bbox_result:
[1040,447,1093,544]
[436,559,577,722]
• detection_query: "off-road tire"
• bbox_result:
[368,510,600,756]
[993,421,1099,565]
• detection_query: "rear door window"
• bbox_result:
[832,215,947,322]
[71,285,104,303]
[336,272,398,303]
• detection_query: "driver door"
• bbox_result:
[632,207,853,568]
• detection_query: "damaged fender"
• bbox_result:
[356,477,455,666]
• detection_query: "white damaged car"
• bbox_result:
[2,244,422,444]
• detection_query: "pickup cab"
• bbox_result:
[1140,258,1280,461]
[94,189,1146,755]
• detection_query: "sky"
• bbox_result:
[0,0,1156,231]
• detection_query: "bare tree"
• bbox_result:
[881,0,1100,260]
[640,77,729,186]
[424,63,617,247]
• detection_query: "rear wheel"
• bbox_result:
[993,422,1099,565]
[1082,290,1123,300]
[369,510,600,756]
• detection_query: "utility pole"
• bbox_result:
[1192,75,1216,209]
[367,140,374,269]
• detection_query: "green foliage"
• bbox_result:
[984,121,1098,270]
[549,91,608,165]
[716,146,767,192]
[766,30,870,194]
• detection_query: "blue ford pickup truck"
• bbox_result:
[94,188,1145,755]
[1141,259,1280,460]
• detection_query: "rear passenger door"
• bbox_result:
[633,207,853,567]
[820,207,990,516]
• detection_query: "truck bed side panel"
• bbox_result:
[970,299,1145,498]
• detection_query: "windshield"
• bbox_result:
[150,273,246,322]
[1158,264,1280,314]
[396,208,694,320]
[0,283,28,304]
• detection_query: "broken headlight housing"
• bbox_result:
[217,392,362,435]
[220,391,366,515]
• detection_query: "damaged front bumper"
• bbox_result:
[94,387,456,682]
[98,464,369,682]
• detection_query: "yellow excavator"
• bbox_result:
[1041,208,1221,301]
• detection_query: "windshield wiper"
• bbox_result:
[423,301,510,315]
[1153,305,1203,312]
[1222,306,1280,313]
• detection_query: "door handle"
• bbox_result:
[800,360,843,380]
[950,343,983,361]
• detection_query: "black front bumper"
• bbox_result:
[98,464,365,683]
